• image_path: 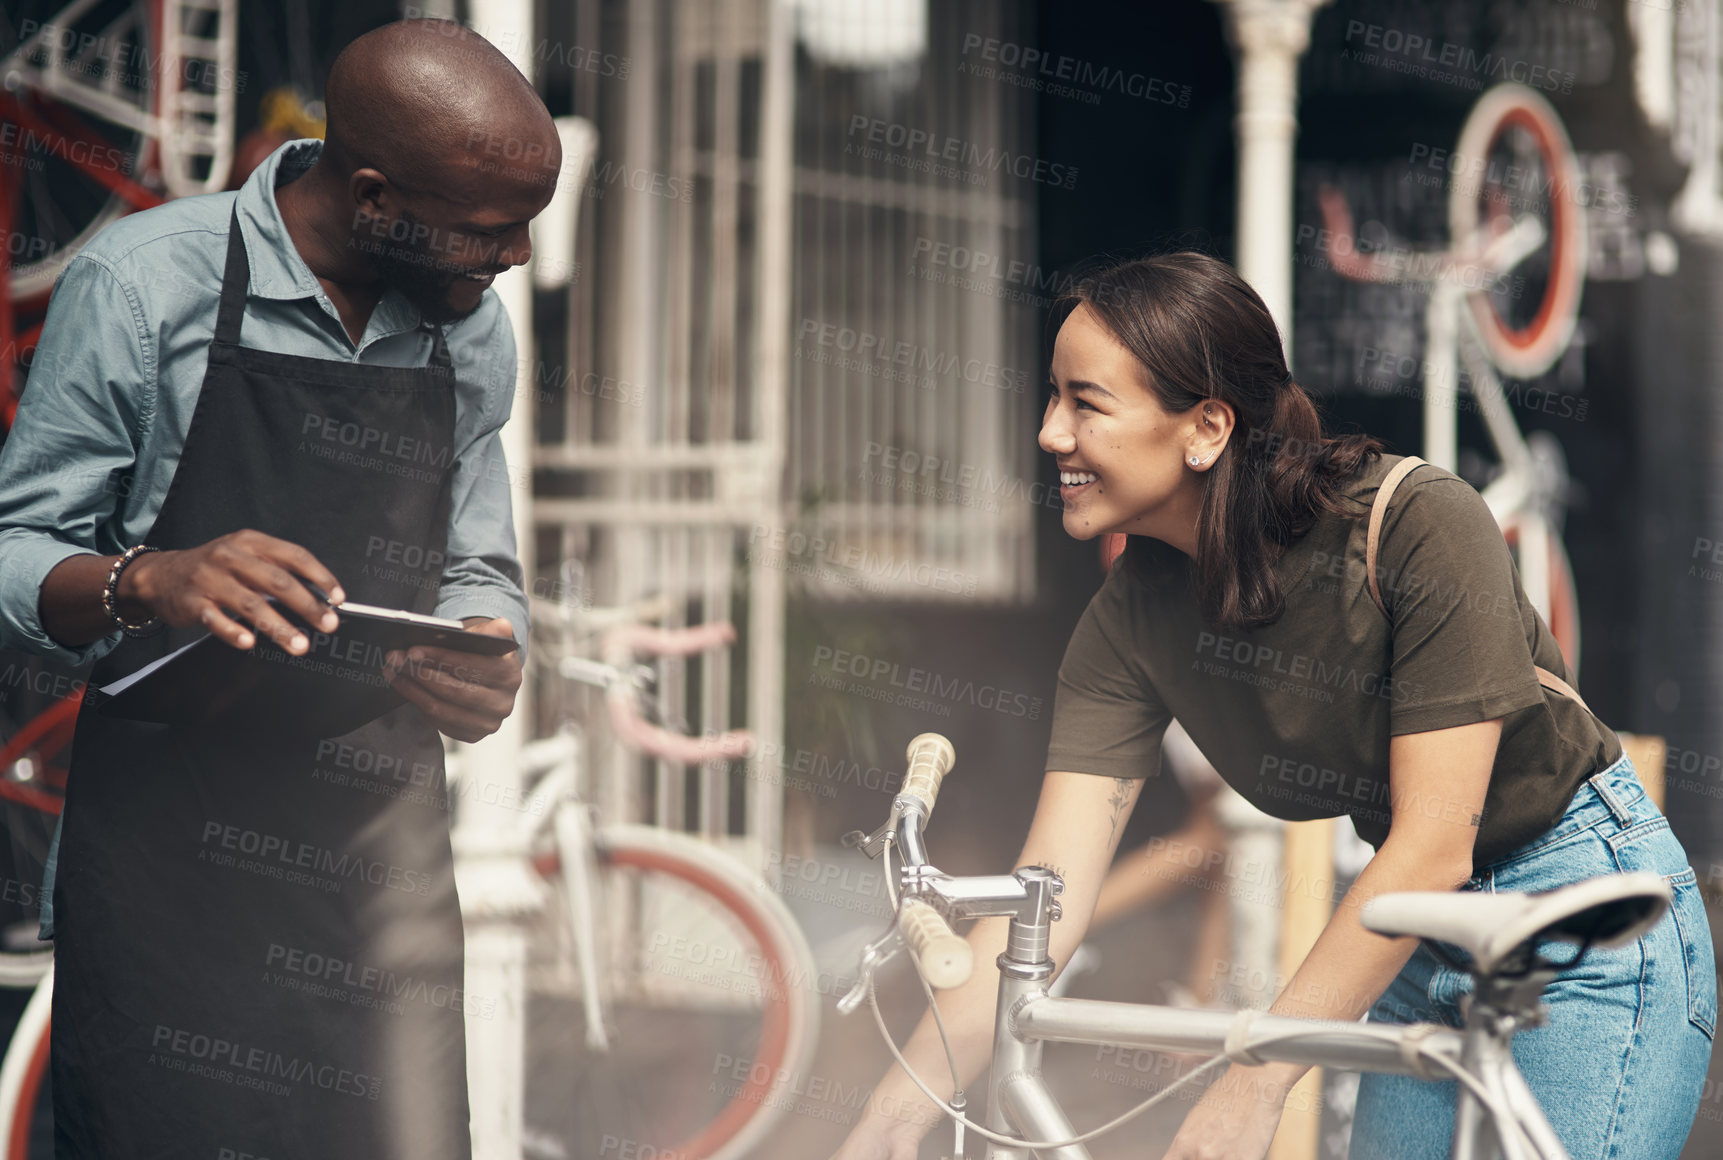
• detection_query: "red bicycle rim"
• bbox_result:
[6,1014,48,1160]
[534,844,797,1159]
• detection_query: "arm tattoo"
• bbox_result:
[1106,777,1134,843]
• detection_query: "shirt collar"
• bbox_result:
[233,139,427,336]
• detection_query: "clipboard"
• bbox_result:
[95,602,518,735]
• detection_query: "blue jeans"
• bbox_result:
[1351,754,1717,1159]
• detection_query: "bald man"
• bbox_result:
[0,20,559,1158]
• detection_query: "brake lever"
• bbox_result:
[842,815,897,860]
[836,922,905,1015]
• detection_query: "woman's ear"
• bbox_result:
[1191,401,1236,465]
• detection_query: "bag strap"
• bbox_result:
[1366,456,1593,715]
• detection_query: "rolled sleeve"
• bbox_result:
[434,300,528,650]
[0,256,150,664]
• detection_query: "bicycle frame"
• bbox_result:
[913,861,1566,1160]
[868,810,1571,1160]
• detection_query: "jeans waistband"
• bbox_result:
[1474,752,1650,877]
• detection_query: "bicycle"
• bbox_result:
[0,672,84,1160]
[452,582,821,1160]
[839,732,1673,1159]
[1317,81,1588,672]
[0,0,245,426]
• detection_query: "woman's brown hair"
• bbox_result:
[1053,251,1384,631]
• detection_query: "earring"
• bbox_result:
[1189,456,1201,466]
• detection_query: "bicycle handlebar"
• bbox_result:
[596,621,755,765]
[603,621,738,659]
[899,732,956,817]
[898,897,973,989]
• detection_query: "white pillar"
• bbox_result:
[747,0,796,873]
[1212,0,1330,351]
[451,4,540,1159]
[1207,9,1330,1158]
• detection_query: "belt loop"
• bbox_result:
[1588,773,1635,826]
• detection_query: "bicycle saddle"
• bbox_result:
[1361,872,1672,977]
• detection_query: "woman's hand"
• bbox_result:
[826,1108,924,1160]
[1159,1064,1290,1160]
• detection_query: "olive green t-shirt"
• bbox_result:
[1044,454,1620,869]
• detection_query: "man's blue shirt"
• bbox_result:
[0,138,529,662]
[0,140,530,936]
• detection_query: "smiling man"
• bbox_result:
[0,19,558,1160]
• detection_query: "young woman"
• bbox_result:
[828,252,1714,1160]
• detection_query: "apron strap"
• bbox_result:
[213,204,251,347]
[219,204,460,378]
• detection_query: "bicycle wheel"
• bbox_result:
[524,825,820,1160]
[1502,513,1581,680]
[0,966,52,1160]
[0,0,164,300]
[0,687,76,989]
[1449,83,1587,380]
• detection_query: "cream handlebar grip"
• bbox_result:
[899,732,956,818]
[898,897,973,989]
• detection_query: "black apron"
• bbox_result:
[52,208,472,1160]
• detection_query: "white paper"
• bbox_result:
[98,635,208,697]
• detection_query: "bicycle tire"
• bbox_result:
[525,824,820,1160]
[1,0,163,301]
[1449,83,1587,380]
[1502,515,1581,680]
[0,965,51,1160]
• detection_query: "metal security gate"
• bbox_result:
[532,0,794,867]
[532,0,1041,868]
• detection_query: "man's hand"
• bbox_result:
[121,530,344,653]
[383,617,521,743]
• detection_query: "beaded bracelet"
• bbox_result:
[101,544,162,636]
